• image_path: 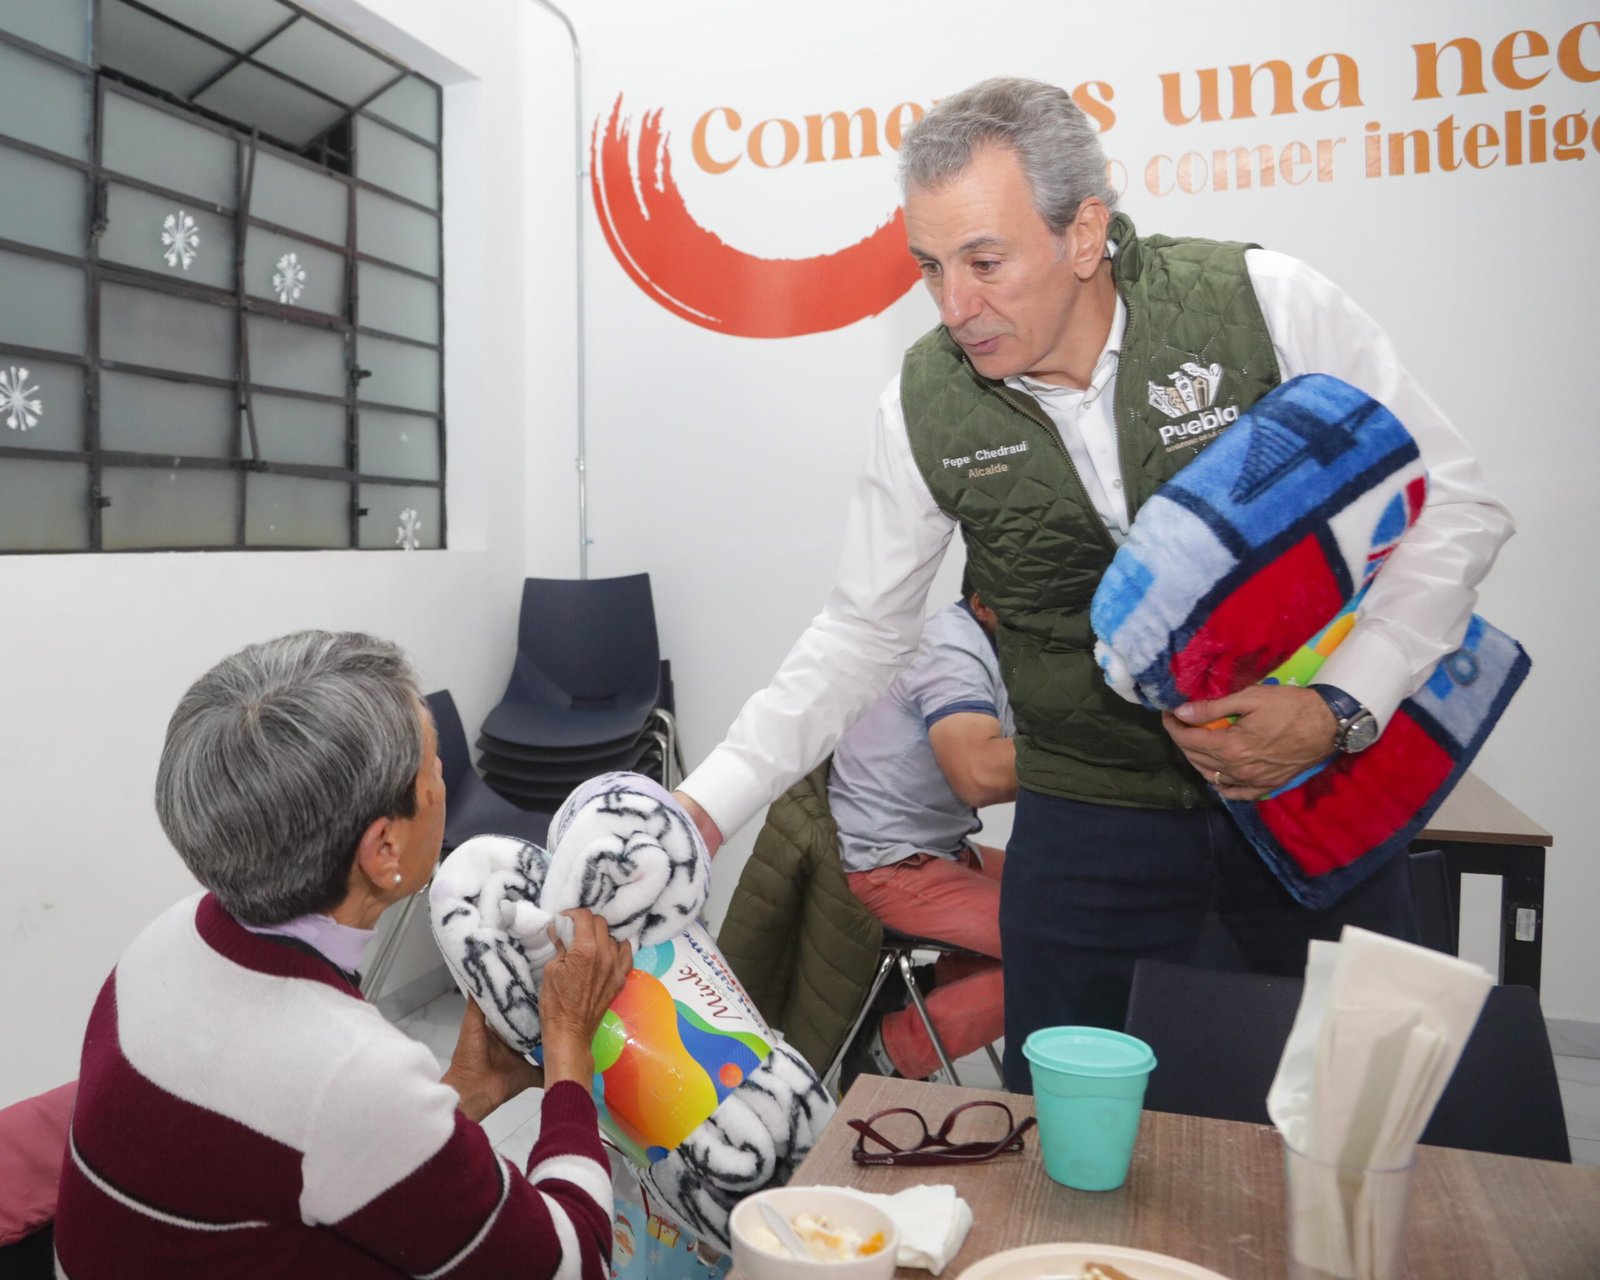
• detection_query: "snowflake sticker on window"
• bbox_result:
[396,507,422,550]
[273,252,307,305]
[161,210,200,271]
[0,366,42,432]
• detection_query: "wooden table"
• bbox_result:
[793,1075,1600,1280]
[1413,771,1551,992]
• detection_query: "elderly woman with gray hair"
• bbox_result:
[54,631,631,1280]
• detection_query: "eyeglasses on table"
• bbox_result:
[848,1099,1037,1167]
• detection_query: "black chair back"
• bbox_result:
[1127,962,1302,1123]
[1125,959,1570,1162]
[425,689,473,793]
[424,688,554,851]
[483,576,665,753]
[516,574,660,704]
[1423,982,1568,1160]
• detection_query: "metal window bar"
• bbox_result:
[83,76,441,236]
[351,251,439,283]
[0,129,95,172]
[145,4,299,102]
[87,70,106,548]
[0,233,92,270]
[349,177,440,217]
[237,129,261,547]
[113,2,395,167]
[0,5,445,555]
[346,108,363,546]
[0,26,94,74]
[431,77,446,547]
[105,4,437,171]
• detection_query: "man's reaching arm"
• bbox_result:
[677,379,956,846]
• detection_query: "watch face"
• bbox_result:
[1343,711,1380,753]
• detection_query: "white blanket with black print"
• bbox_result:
[430,772,712,1054]
[428,771,833,1252]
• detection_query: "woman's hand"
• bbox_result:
[539,908,633,1090]
[442,1001,543,1123]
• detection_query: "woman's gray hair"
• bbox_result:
[899,77,1117,231]
[155,631,425,925]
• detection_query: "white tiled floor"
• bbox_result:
[1555,1053,1600,1166]
[1549,1019,1600,1058]
[391,991,1600,1168]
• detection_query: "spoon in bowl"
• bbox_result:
[757,1202,813,1260]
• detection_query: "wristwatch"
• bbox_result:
[1310,684,1380,754]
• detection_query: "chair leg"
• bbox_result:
[650,707,686,789]
[898,951,961,1086]
[822,949,898,1097]
[983,1041,1004,1081]
[638,729,670,787]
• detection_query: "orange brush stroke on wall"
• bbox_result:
[590,96,921,339]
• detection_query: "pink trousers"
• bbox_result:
[845,845,1005,1080]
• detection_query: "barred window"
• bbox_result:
[0,0,444,552]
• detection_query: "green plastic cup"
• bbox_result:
[1022,1026,1157,1191]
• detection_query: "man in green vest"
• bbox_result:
[677,77,1513,1093]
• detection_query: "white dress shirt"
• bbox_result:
[1006,298,1132,542]
[683,249,1515,839]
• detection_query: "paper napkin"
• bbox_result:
[1268,926,1492,1277]
[833,1184,973,1274]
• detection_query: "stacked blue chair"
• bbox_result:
[476,575,683,807]
[430,690,554,851]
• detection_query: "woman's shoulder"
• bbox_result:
[111,895,455,1146]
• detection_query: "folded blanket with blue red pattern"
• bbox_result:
[1091,373,1529,908]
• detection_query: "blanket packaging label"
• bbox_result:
[608,1146,730,1280]
[593,920,775,1165]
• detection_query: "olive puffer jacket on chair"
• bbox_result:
[716,763,883,1080]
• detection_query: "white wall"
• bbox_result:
[4,0,1594,1106]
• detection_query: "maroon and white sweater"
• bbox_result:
[54,893,612,1279]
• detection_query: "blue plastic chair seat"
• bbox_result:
[481,696,660,751]
[478,738,656,784]
[426,691,555,849]
[443,777,551,850]
[481,772,581,804]
[476,730,649,764]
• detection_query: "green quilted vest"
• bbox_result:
[901,214,1280,808]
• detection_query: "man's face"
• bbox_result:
[905,145,1089,385]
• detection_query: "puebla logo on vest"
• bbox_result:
[1148,361,1239,450]
[942,440,1030,480]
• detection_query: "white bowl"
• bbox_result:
[729,1186,899,1280]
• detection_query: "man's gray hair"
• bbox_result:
[155,631,424,925]
[899,77,1117,232]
